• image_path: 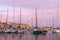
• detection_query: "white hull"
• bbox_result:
[10,28,17,33]
[4,29,11,33]
[3,28,17,33]
[17,30,26,34]
[53,29,60,33]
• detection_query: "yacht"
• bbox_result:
[32,8,42,35]
[17,28,26,34]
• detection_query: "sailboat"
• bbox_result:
[47,16,54,33]
[52,16,57,33]
[3,8,11,33]
[32,8,42,35]
[10,6,17,33]
[52,3,60,33]
[4,7,17,33]
[30,15,34,30]
[17,8,26,34]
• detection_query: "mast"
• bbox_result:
[20,8,21,24]
[31,15,33,27]
[35,8,38,28]
[56,3,59,27]
[13,6,15,24]
[52,16,54,27]
[6,8,9,28]
[42,8,44,27]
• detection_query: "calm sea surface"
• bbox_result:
[0,33,60,40]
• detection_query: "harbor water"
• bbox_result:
[0,33,60,40]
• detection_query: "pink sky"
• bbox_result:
[0,0,60,27]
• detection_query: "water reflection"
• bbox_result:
[35,35,38,40]
[0,33,60,40]
[0,33,5,40]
